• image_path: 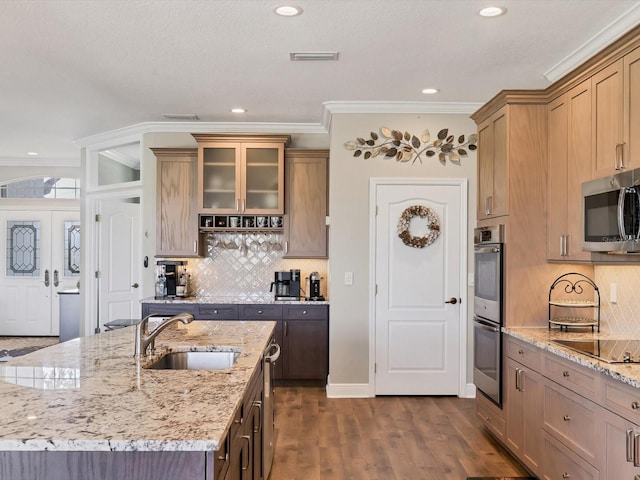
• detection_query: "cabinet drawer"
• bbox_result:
[604,377,640,424]
[238,304,283,320]
[283,304,328,320]
[543,380,600,466]
[505,336,542,371]
[543,352,601,399]
[197,304,238,320]
[142,303,197,318]
[543,432,600,480]
[476,393,505,441]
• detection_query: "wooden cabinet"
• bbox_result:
[547,80,593,261]
[152,148,201,257]
[141,302,198,319]
[193,134,289,215]
[281,305,329,382]
[477,106,508,219]
[542,433,600,480]
[476,388,506,442]
[625,46,640,174]
[504,348,543,476]
[283,149,329,258]
[602,407,640,480]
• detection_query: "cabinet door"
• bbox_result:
[153,148,200,257]
[603,408,640,479]
[199,142,242,213]
[505,357,543,476]
[592,59,624,178]
[624,46,640,173]
[477,107,507,219]
[282,318,328,380]
[547,95,569,260]
[243,143,284,214]
[283,149,329,258]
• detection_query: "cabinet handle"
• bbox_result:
[217,452,229,463]
[563,371,570,377]
[616,143,626,170]
[560,235,565,256]
[285,321,288,337]
[284,240,289,254]
[485,197,491,215]
[563,414,571,422]
[635,432,640,467]
[515,368,521,391]
[627,429,634,462]
[253,401,262,433]
[235,198,240,213]
[562,473,570,479]
[241,435,251,471]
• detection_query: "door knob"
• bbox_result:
[445,297,459,304]
[131,283,139,288]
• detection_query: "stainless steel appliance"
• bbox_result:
[263,340,281,479]
[473,225,504,407]
[305,271,325,301]
[156,260,188,298]
[270,269,301,300]
[552,338,640,363]
[582,168,640,253]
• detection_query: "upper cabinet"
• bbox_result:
[477,107,508,220]
[192,134,290,215]
[152,148,202,257]
[547,80,593,262]
[592,46,640,177]
[283,149,329,258]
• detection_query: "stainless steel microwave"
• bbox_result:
[583,168,640,253]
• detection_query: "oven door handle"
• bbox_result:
[474,245,501,254]
[473,317,500,333]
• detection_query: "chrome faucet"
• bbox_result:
[134,313,194,358]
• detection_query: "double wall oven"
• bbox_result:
[473,225,504,407]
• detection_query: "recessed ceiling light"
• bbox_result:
[289,52,340,61]
[27,151,39,156]
[274,5,303,17]
[479,6,507,17]
[162,113,199,120]
[421,88,439,95]
[231,108,247,114]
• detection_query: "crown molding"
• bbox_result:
[75,121,328,150]
[0,158,80,168]
[544,3,640,82]
[323,101,483,116]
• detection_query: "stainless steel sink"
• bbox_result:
[144,350,241,370]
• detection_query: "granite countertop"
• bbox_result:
[0,320,275,452]
[141,295,329,305]
[503,327,640,389]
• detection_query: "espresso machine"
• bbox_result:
[270,269,301,300]
[156,260,188,298]
[305,271,325,301]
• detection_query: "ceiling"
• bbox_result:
[2,0,640,163]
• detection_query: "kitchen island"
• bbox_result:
[0,320,275,480]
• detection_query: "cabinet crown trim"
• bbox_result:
[192,134,291,144]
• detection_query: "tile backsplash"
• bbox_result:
[182,232,328,300]
[595,265,640,336]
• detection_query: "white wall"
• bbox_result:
[327,112,477,389]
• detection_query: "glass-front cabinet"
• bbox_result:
[193,134,289,214]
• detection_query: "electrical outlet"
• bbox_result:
[344,272,354,285]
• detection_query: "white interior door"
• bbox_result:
[97,199,141,330]
[0,210,79,336]
[374,180,465,395]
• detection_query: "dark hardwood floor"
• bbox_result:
[270,387,529,480]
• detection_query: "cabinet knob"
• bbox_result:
[302,310,308,315]
[562,473,570,479]
[563,415,571,422]
[518,349,525,355]
[632,401,640,410]
[257,310,263,315]
[214,310,219,314]
[563,371,570,377]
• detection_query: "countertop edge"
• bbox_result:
[503,327,640,389]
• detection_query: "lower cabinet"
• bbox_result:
[485,335,640,480]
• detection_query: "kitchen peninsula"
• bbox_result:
[0,320,275,480]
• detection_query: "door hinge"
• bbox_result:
[375,284,378,295]
[95,214,101,222]
[376,205,379,216]
[374,363,377,373]
[94,271,101,279]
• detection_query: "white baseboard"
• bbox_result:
[326,381,372,398]
[460,382,477,398]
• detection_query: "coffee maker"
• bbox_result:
[270,269,301,300]
[306,271,325,301]
[156,260,188,298]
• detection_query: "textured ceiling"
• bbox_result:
[1,0,640,162]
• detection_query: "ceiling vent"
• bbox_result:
[162,114,199,120]
[289,52,339,61]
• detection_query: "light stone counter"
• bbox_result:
[142,295,329,305]
[503,327,640,389]
[0,320,275,452]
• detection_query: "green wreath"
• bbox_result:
[397,205,441,248]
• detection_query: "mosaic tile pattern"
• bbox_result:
[594,266,640,336]
[184,232,328,300]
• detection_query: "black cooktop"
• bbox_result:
[552,339,640,363]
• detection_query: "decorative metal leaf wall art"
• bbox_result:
[344,127,477,165]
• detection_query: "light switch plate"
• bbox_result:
[344,272,353,285]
